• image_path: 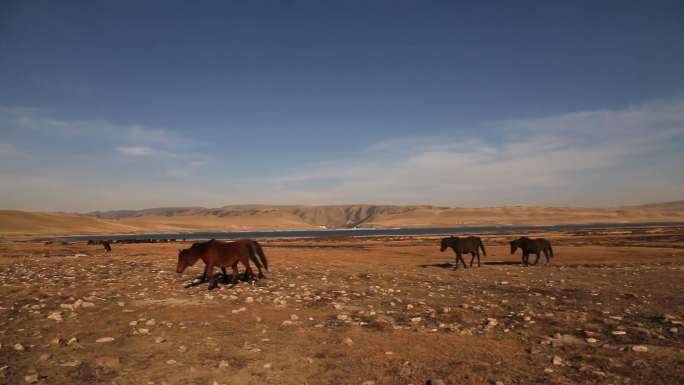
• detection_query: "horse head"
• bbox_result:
[509,240,518,255]
[440,237,449,252]
[176,248,198,274]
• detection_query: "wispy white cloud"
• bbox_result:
[1,99,683,210]
[245,98,684,206]
[115,146,158,156]
[0,142,22,157]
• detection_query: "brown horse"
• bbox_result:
[176,239,269,290]
[440,236,487,269]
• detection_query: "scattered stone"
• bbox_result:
[290,314,299,321]
[60,360,81,367]
[95,356,120,368]
[343,337,354,346]
[552,355,563,366]
[47,312,63,322]
[166,360,177,365]
[154,337,166,343]
[218,360,230,368]
[263,363,272,369]
[631,345,649,352]
[24,374,39,384]
[14,343,24,351]
[426,380,445,385]
[611,330,627,335]
[96,337,115,343]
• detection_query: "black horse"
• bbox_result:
[440,236,487,269]
[510,237,553,266]
[102,240,112,252]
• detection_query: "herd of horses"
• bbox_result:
[440,235,553,268]
[171,235,553,290]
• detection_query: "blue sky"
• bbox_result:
[1,1,683,211]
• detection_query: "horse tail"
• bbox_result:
[479,239,487,256]
[252,241,269,270]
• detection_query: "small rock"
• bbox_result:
[631,345,648,352]
[166,360,177,365]
[60,360,81,367]
[218,360,230,368]
[14,343,24,351]
[552,355,563,365]
[154,337,166,343]
[24,374,39,384]
[426,380,445,385]
[145,319,156,326]
[263,363,272,369]
[47,312,63,322]
[290,314,299,321]
[611,330,627,335]
[95,356,120,368]
[96,337,115,343]
[343,337,354,346]
[362,381,375,385]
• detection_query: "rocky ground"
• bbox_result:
[1,227,683,385]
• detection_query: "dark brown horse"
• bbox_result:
[510,237,553,266]
[176,239,268,290]
[440,236,487,269]
[102,240,112,252]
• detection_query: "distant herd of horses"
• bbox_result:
[86,235,553,290]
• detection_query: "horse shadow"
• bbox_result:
[419,260,522,269]
[482,260,521,266]
[184,272,255,288]
[418,262,456,269]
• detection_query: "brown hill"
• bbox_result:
[2,201,683,237]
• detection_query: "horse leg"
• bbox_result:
[523,253,529,266]
[207,264,217,290]
[241,258,256,281]
[469,252,475,267]
[221,267,229,281]
[544,249,550,263]
[458,253,467,269]
[533,253,540,265]
[231,264,240,284]
[476,249,481,267]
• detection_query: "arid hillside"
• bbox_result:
[1,201,683,236]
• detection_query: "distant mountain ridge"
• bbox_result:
[89,204,436,229]
[2,201,683,236]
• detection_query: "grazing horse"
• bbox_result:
[102,240,112,252]
[510,237,553,266]
[440,236,487,269]
[176,239,269,290]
